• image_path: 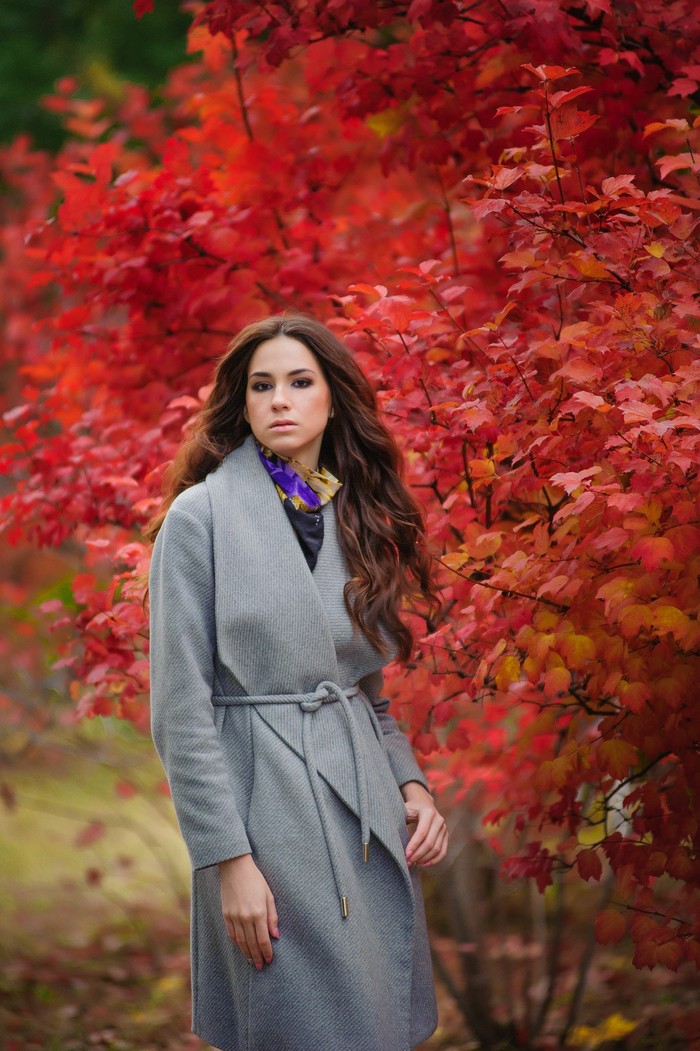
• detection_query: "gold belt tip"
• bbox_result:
[340,896,349,918]
[362,842,369,863]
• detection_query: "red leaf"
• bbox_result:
[631,536,675,571]
[595,909,626,944]
[74,821,105,848]
[521,64,579,82]
[413,732,439,755]
[549,104,600,140]
[577,848,603,881]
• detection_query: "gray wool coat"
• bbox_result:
[148,432,438,1051]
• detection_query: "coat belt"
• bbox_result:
[211,681,383,918]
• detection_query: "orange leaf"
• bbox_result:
[558,633,596,670]
[619,604,653,639]
[618,681,651,714]
[467,458,495,480]
[651,605,690,642]
[570,254,612,279]
[598,739,638,779]
[543,666,572,696]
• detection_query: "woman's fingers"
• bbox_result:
[267,889,280,942]
[232,919,252,963]
[405,807,433,860]
[253,912,274,966]
[419,823,449,867]
[219,855,277,968]
[406,806,447,866]
[235,908,273,969]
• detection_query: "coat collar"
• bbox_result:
[204,433,340,696]
[205,434,410,877]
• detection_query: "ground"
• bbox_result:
[1,724,698,1050]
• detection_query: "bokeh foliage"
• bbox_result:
[0,0,188,149]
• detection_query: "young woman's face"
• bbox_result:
[244,335,333,469]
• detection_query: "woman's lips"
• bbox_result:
[270,421,296,429]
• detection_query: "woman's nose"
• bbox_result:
[271,386,291,408]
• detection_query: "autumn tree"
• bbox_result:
[2,0,699,1030]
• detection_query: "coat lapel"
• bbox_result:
[205,434,408,873]
[205,433,340,696]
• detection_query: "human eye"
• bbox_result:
[292,378,312,388]
[250,381,272,392]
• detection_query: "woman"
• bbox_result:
[146,313,448,1051]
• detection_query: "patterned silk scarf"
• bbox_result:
[256,441,342,570]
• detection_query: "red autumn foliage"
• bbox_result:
[1,0,699,977]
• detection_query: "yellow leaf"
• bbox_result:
[559,633,596,670]
[569,1013,637,1047]
[366,107,406,138]
[645,241,666,258]
[495,655,520,691]
[533,610,560,631]
[578,794,608,845]
[652,605,690,641]
[601,1014,638,1039]
[578,822,608,846]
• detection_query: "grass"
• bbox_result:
[1,722,189,953]
[0,722,473,1050]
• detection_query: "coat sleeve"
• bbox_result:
[358,668,431,793]
[149,499,252,870]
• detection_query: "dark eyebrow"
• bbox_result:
[248,368,317,378]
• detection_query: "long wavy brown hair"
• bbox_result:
[144,313,438,662]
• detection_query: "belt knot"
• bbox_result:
[210,679,375,918]
[300,685,329,712]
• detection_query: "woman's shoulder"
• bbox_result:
[165,481,212,531]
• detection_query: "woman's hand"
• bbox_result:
[218,854,279,969]
[401,782,448,868]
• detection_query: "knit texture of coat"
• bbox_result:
[148,433,438,1051]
